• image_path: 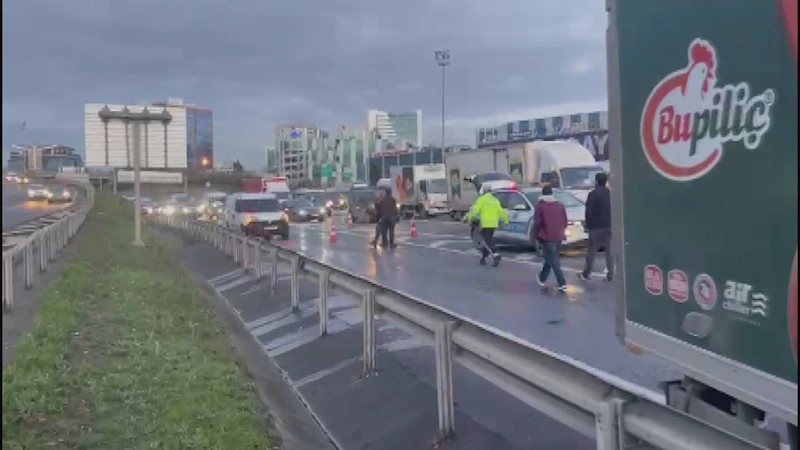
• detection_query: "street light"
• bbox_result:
[434,49,451,155]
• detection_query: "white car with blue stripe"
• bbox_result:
[470,186,588,252]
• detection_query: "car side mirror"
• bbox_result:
[512,204,528,211]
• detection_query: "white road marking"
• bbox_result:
[208,268,246,286]
[216,274,255,293]
[293,356,361,388]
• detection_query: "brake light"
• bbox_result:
[508,182,519,191]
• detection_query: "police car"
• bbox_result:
[470,184,588,252]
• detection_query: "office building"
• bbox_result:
[265,146,277,174]
[475,110,609,161]
[366,109,423,151]
[6,145,84,173]
[274,125,329,181]
[185,106,214,170]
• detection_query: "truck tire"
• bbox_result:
[451,211,463,221]
[417,205,429,219]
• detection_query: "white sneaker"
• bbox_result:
[557,285,568,292]
[537,277,546,287]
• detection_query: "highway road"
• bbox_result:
[282,215,681,395]
[175,214,682,449]
[2,180,75,231]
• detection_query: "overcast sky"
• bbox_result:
[2,0,608,169]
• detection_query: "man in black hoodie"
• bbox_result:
[579,172,613,282]
[376,189,398,248]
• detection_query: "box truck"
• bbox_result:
[445,141,604,218]
[608,0,796,447]
[388,163,449,219]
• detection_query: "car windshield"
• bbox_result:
[236,198,280,213]
[299,194,321,205]
[272,192,291,200]
[426,179,448,194]
[560,166,605,189]
[524,190,584,208]
[29,184,45,189]
[291,199,314,209]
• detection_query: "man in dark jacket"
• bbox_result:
[376,189,398,248]
[579,172,613,282]
[533,185,569,291]
[370,189,385,248]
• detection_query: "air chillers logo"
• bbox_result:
[640,39,776,181]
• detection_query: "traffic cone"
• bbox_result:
[329,224,338,243]
[347,215,353,228]
[409,218,418,238]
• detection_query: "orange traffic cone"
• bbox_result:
[347,215,353,228]
[409,218,418,238]
[329,224,338,243]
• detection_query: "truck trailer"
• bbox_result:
[608,0,797,447]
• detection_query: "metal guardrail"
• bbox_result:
[159,216,771,450]
[2,181,95,312]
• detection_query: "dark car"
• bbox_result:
[283,199,325,222]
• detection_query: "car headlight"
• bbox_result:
[27,190,34,196]
[62,190,71,197]
[198,204,206,212]
[45,191,54,198]
[326,200,333,207]
[319,207,326,214]
[182,207,191,213]
[338,199,345,205]
[164,206,175,215]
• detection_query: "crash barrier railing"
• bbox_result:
[2,181,95,313]
[159,216,771,450]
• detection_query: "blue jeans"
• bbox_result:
[539,241,566,287]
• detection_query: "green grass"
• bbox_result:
[2,192,274,450]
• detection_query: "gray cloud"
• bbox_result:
[2,0,607,168]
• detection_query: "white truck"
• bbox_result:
[388,164,449,219]
[445,142,605,217]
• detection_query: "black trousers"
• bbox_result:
[380,217,396,245]
[480,228,496,259]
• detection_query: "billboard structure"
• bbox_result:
[475,111,609,161]
[84,103,188,169]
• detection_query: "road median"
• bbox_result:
[2,192,276,449]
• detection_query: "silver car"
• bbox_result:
[26,184,50,201]
[470,187,588,251]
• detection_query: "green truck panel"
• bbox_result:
[613,0,797,402]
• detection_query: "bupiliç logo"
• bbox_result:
[640,38,776,181]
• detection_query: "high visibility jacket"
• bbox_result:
[466,192,509,229]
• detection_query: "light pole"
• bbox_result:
[434,49,450,155]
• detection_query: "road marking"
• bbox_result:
[208,268,246,286]
[216,274,254,293]
[429,239,470,249]
[293,356,361,388]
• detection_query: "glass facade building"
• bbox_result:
[366,109,422,150]
[186,106,214,169]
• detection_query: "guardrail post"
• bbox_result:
[270,247,278,294]
[361,289,376,376]
[38,232,47,273]
[435,321,456,439]
[3,256,13,312]
[318,270,330,336]
[290,256,300,312]
[595,393,623,450]
[253,242,262,280]
[23,244,34,289]
[233,236,241,264]
[48,228,56,262]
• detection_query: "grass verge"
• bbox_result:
[2,192,274,449]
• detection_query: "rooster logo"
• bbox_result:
[640,38,776,182]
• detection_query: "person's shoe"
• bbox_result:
[537,276,546,287]
[492,253,501,267]
[390,243,398,249]
[577,273,590,281]
[369,240,377,248]
[605,274,613,282]
[557,285,568,292]
[479,258,487,265]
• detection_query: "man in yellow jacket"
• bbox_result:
[465,184,509,266]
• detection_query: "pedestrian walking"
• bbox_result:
[465,185,508,266]
[578,172,613,282]
[376,188,398,248]
[370,189,385,248]
[533,185,568,291]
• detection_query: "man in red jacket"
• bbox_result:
[533,185,568,291]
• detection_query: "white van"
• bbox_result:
[224,192,289,239]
